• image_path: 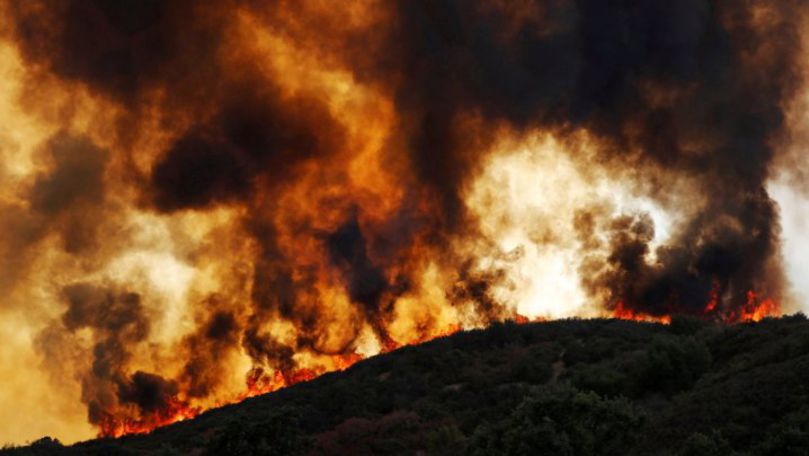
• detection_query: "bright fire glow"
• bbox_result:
[0,1,799,446]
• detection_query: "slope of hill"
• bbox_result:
[5,315,809,455]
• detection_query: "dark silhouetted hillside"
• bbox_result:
[5,315,809,455]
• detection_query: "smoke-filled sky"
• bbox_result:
[1,0,808,445]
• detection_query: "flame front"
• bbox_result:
[0,0,805,444]
[98,398,200,439]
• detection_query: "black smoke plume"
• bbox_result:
[5,0,805,432]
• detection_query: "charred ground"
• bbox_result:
[5,315,809,455]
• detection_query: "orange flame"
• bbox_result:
[0,0,798,448]
[704,281,721,314]
[737,291,779,322]
[332,353,364,371]
[612,301,672,325]
[99,290,780,439]
[99,319,483,438]
[98,398,200,439]
[612,288,780,325]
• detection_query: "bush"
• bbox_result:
[311,411,427,456]
[564,363,630,397]
[678,432,732,456]
[752,407,809,456]
[637,336,711,395]
[206,408,310,456]
[668,315,709,336]
[468,384,644,456]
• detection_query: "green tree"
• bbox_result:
[469,384,643,456]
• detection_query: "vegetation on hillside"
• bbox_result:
[5,315,809,455]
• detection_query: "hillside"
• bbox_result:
[5,315,809,455]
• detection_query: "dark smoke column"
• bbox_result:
[372,0,801,318]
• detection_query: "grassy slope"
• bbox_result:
[5,315,809,455]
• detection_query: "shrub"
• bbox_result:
[637,336,711,395]
[206,408,310,456]
[752,407,809,456]
[468,384,644,456]
[678,432,732,456]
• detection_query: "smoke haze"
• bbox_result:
[0,0,807,444]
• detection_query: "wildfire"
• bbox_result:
[612,301,672,325]
[98,398,200,439]
[332,353,364,371]
[98,288,782,439]
[97,288,784,440]
[704,282,721,314]
[0,0,803,448]
[611,289,780,325]
[515,313,547,324]
[737,291,779,323]
[97,320,485,438]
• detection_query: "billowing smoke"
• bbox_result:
[0,0,806,444]
[39,283,173,427]
[377,1,798,317]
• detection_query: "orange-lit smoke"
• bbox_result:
[0,0,802,445]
